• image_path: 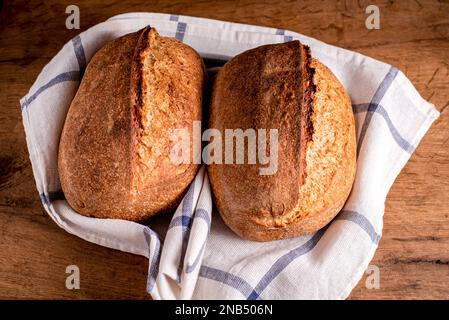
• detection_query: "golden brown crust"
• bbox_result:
[208,42,356,241]
[207,41,312,233]
[58,27,205,221]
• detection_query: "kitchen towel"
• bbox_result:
[20,12,439,299]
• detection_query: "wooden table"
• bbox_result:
[1,0,448,299]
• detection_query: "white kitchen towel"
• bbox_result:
[20,12,439,300]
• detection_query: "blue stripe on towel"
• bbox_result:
[21,71,80,109]
[182,183,195,217]
[337,210,381,244]
[167,174,212,278]
[198,210,380,299]
[186,240,207,274]
[71,35,86,76]
[40,193,50,206]
[176,182,196,283]
[199,265,256,299]
[175,22,187,41]
[144,227,162,292]
[22,35,86,110]
[357,66,399,156]
[185,208,212,274]
[169,209,211,230]
[275,29,293,42]
[247,228,327,300]
[169,215,192,228]
[193,208,211,230]
[353,103,415,153]
[275,29,285,35]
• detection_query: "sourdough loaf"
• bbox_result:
[208,41,356,241]
[58,27,205,220]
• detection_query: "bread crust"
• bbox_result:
[208,42,356,241]
[58,27,205,220]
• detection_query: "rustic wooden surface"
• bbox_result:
[0,0,448,299]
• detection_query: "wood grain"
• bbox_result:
[0,0,448,299]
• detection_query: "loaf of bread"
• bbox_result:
[208,41,356,241]
[58,27,205,220]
